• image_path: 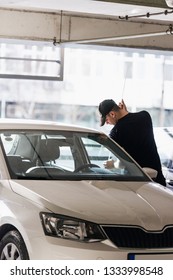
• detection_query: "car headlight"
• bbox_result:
[40,212,106,242]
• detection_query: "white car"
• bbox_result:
[0,119,173,260]
[154,127,173,186]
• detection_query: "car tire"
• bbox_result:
[0,230,29,260]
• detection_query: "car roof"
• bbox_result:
[0,118,100,133]
[154,127,173,157]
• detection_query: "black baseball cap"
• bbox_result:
[98,99,118,126]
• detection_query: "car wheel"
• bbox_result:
[0,230,29,260]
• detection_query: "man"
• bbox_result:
[98,98,166,186]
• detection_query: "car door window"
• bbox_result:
[81,137,126,175]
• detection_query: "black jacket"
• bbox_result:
[110,111,166,186]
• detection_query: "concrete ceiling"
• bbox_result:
[0,0,173,50]
[0,0,172,18]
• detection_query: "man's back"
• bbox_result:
[110,111,166,186]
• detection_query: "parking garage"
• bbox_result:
[0,0,173,263]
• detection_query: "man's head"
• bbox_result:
[98,99,120,126]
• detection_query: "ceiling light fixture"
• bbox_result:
[165,0,173,7]
[119,8,173,20]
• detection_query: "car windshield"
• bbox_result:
[0,130,149,182]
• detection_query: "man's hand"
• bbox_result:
[103,159,115,169]
[119,99,128,112]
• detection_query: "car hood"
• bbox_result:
[10,179,173,230]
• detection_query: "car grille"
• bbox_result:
[102,226,173,248]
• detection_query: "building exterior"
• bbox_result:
[0,42,173,128]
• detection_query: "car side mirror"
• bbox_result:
[142,167,158,179]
